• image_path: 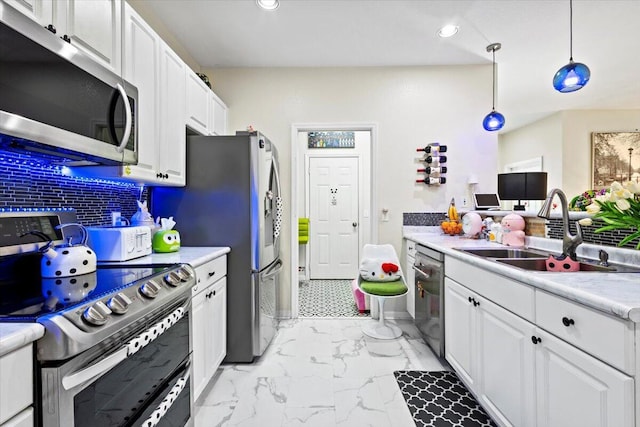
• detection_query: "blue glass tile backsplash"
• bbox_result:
[0,151,145,226]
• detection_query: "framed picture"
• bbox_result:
[592,132,640,190]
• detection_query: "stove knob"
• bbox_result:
[139,280,161,298]
[83,301,112,326]
[107,293,132,314]
[176,267,194,282]
[163,272,182,287]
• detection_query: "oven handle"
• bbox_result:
[412,265,431,279]
[140,368,191,427]
[61,300,190,391]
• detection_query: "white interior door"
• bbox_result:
[309,157,359,279]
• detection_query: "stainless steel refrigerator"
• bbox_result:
[151,131,282,363]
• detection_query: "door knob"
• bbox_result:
[352,222,358,227]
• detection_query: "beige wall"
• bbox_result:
[499,109,640,199]
[206,66,498,315]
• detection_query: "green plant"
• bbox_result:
[580,181,640,249]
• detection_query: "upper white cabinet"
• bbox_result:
[119,2,159,183]
[209,91,228,136]
[186,70,210,136]
[158,42,186,185]
[3,0,122,75]
[1,0,52,25]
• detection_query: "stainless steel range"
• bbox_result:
[0,211,194,427]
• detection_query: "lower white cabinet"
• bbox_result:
[0,345,33,426]
[445,276,635,427]
[0,408,33,427]
[191,255,227,402]
[535,328,634,427]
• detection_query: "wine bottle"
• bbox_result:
[417,166,447,174]
[416,177,446,185]
[423,155,447,164]
[416,143,447,154]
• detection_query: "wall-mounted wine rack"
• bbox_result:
[416,143,447,185]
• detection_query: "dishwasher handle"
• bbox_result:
[412,265,431,279]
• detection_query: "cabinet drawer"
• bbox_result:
[0,345,32,425]
[193,255,227,296]
[536,290,635,374]
[446,256,535,322]
[1,407,33,427]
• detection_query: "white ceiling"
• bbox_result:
[143,0,640,131]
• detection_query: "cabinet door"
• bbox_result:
[121,3,159,181]
[191,289,207,402]
[210,92,227,136]
[444,278,476,388]
[158,42,186,186]
[186,70,210,135]
[1,0,52,25]
[209,277,227,371]
[535,328,634,427]
[476,295,536,427]
[56,0,122,75]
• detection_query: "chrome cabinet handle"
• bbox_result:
[115,83,132,153]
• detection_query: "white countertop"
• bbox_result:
[100,246,230,268]
[0,247,229,357]
[0,323,45,357]
[403,227,640,322]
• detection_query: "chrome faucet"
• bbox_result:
[538,188,583,260]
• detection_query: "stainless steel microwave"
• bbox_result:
[0,3,137,166]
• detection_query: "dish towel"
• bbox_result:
[298,217,309,244]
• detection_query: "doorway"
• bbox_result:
[290,124,377,318]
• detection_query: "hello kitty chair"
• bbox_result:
[357,244,408,339]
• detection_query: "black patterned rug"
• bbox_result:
[298,280,370,318]
[394,371,496,427]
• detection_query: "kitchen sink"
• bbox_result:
[457,248,550,259]
[496,258,640,273]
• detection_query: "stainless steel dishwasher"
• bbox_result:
[414,244,445,358]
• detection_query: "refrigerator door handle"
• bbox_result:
[261,259,283,280]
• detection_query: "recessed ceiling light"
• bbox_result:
[437,25,459,38]
[257,0,279,10]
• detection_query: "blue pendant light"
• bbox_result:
[553,0,590,92]
[483,43,505,132]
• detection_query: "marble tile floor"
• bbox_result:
[194,318,449,427]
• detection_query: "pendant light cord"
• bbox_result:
[492,47,496,110]
[569,0,574,61]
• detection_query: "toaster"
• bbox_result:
[86,226,153,261]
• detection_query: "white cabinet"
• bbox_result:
[209,91,228,136]
[0,408,33,427]
[535,328,634,427]
[119,2,160,183]
[157,42,187,186]
[191,255,227,402]
[1,0,52,25]
[3,0,122,75]
[404,239,415,318]
[444,259,636,427]
[445,277,536,427]
[186,70,211,136]
[0,345,33,426]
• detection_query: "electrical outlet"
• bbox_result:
[460,196,468,208]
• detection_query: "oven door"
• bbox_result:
[40,299,191,427]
